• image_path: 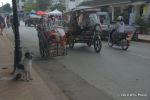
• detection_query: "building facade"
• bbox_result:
[65,0,90,11]
[79,0,150,25]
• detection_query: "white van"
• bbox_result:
[97,12,110,39]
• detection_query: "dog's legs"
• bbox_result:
[27,72,30,81]
[29,71,33,80]
[22,73,25,81]
[25,72,29,81]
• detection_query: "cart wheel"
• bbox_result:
[39,41,45,57]
[44,42,50,57]
[94,35,102,53]
[69,35,74,49]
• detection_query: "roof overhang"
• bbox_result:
[90,1,131,8]
[131,1,146,5]
[78,0,132,8]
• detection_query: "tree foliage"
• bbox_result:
[36,0,51,11]
[50,3,65,12]
[135,16,149,34]
[23,3,37,13]
[16,0,19,3]
[0,8,2,13]
[0,3,12,13]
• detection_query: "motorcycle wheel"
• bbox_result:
[94,35,102,53]
[121,39,129,50]
[108,35,113,47]
[28,23,31,27]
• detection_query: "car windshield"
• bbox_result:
[99,15,107,24]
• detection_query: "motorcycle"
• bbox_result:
[132,26,139,41]
[108,29,131,50]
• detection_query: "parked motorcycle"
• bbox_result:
[108,29,131,50]
[132,26,139,41]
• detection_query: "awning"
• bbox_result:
[78,0,132,7]
[47,9,62,15]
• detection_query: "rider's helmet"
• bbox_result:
[117,16,123,21]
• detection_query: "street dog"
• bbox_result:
[14,52,33,81]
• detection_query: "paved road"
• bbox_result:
[5,22,150,100]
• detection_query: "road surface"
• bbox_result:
[5,22,150,100]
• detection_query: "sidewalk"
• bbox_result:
[138,34,150,43]
[0,34,57,100]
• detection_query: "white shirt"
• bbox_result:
[116,21,125,33]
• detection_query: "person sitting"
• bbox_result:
[111,16,125,44]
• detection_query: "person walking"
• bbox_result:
[6,16,10,28]
[0,14,5,35]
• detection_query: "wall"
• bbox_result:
[147,3,150,17]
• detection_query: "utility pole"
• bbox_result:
[12,0,22,73]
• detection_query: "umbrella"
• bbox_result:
[30,10,36,14]
[36,11,46,15]
[29,14,41,18]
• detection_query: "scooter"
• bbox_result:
[108,29,131,50]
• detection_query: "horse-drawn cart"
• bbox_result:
[37,24,67,57]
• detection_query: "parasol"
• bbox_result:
[36,11,46,15]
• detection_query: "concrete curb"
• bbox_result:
[137,39,150,43]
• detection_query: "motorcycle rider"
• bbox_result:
[111,16,125,44]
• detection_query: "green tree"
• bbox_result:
[50,3,65,12]
[17,0,19,3]
[2,3,12,13]
[23,3,37,13]
[0,7,2,13]
[36,0,51,11]
[135,16,149,34]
